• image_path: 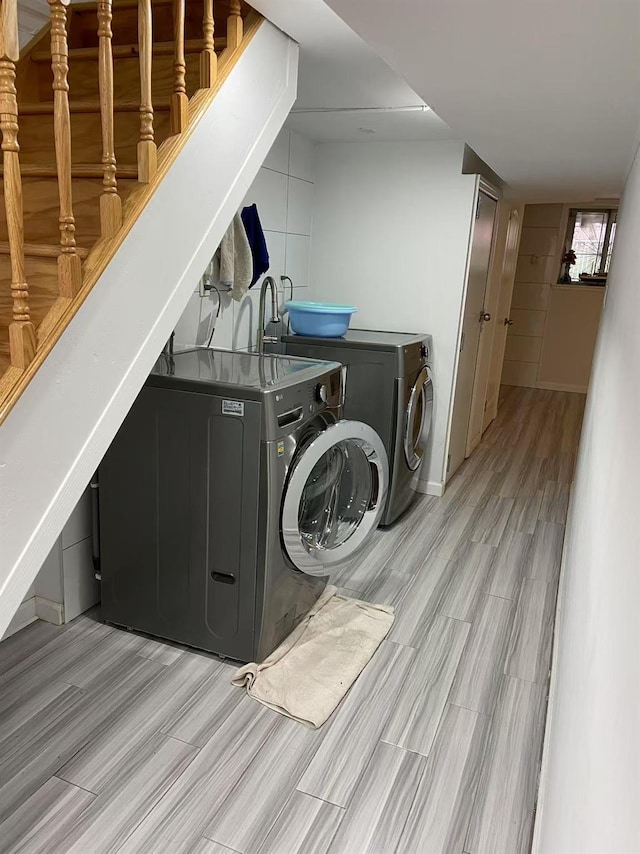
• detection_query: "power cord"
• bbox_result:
[206,284,223,347]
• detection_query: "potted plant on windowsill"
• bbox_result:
[560,249,576,283]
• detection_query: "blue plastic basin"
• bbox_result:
[285,301,357,338]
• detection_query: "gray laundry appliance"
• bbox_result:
[280,330,433,526]
[99,348,389,663]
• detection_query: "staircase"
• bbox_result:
[0,0,298,635]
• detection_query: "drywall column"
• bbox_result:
[308,140,477,494]
[533,146,640,852]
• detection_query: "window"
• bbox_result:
[561,208,617,284]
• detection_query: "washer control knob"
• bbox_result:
[315,383,328,404]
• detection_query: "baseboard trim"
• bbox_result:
[1,596,37,639]
[536,381,588,394]
[35,596,64,626]
[415,479,445,497]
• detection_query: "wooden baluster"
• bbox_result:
[0,0,36,368]
[200,0,216,88]
[137,0,156,182]
[97,0,121,237]
[227,0,242,50]
[170,0,187,134]
[48,0,82,297]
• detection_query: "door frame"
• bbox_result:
[463,183,503,457]
[445,179,500,481]
[482,204,524,430]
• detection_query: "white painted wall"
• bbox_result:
[173,128,316,352]
[308,140,476,493]
[0,23,298,638]
[533,143,640,853]
[503,203,605,393]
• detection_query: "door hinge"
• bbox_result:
[475,196,481,219]
[460,332,465,352]
[447,453,451,472]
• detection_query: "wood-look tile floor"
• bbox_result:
[0,385,584,854]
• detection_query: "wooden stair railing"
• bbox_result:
[49,0,83,297]
[0,0,36,369]
[137,0,156,182]
[0,0,258,422]
[97,0,122,237]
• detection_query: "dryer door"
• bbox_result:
[282,420,389,575]
[404,367,434,471]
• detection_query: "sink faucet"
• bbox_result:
[257,276,280,354]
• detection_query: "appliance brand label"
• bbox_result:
[222,399,244,417]
[277,440,285,457]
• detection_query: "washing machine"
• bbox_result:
[281,330,433,526]
[98,348,388,663]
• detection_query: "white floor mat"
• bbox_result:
[232,585,395,728]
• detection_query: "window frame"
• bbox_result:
[561,207,618,284]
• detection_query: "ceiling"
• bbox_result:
[248,0,456,142]
[320,0,640,199]
[252,0,640,199]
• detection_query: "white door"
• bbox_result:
[483,207,522,431]
[447,190,497,479]
[281,420,388,575]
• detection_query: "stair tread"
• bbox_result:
[1,164,139,179]
[32,38,226,62]
[19,100,171,115]
[0,242,90,259]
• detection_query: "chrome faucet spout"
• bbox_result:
[257,276,279,355]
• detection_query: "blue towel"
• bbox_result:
[242,204,270,287]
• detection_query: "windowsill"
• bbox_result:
[554,282,607,292]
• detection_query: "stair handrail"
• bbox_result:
[0,0,36,369]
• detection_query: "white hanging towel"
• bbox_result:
[213,212,252,301]
[232,585,395,728]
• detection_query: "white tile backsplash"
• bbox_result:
[174,130,315,354]
[504,334,543,363]
[289,133,316,182]
[515,254,559,284]
[262,128,290,174]
[259,230,286,288]
[285,234,311,288]
[286,177,314,236]
[518,226,559,257]
[243,167,288,232]
[511,281,550,311]
[232,289,261,350]
[509,308,547,337]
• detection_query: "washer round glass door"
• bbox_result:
[282,420,389,575]
[404,366,434,471]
